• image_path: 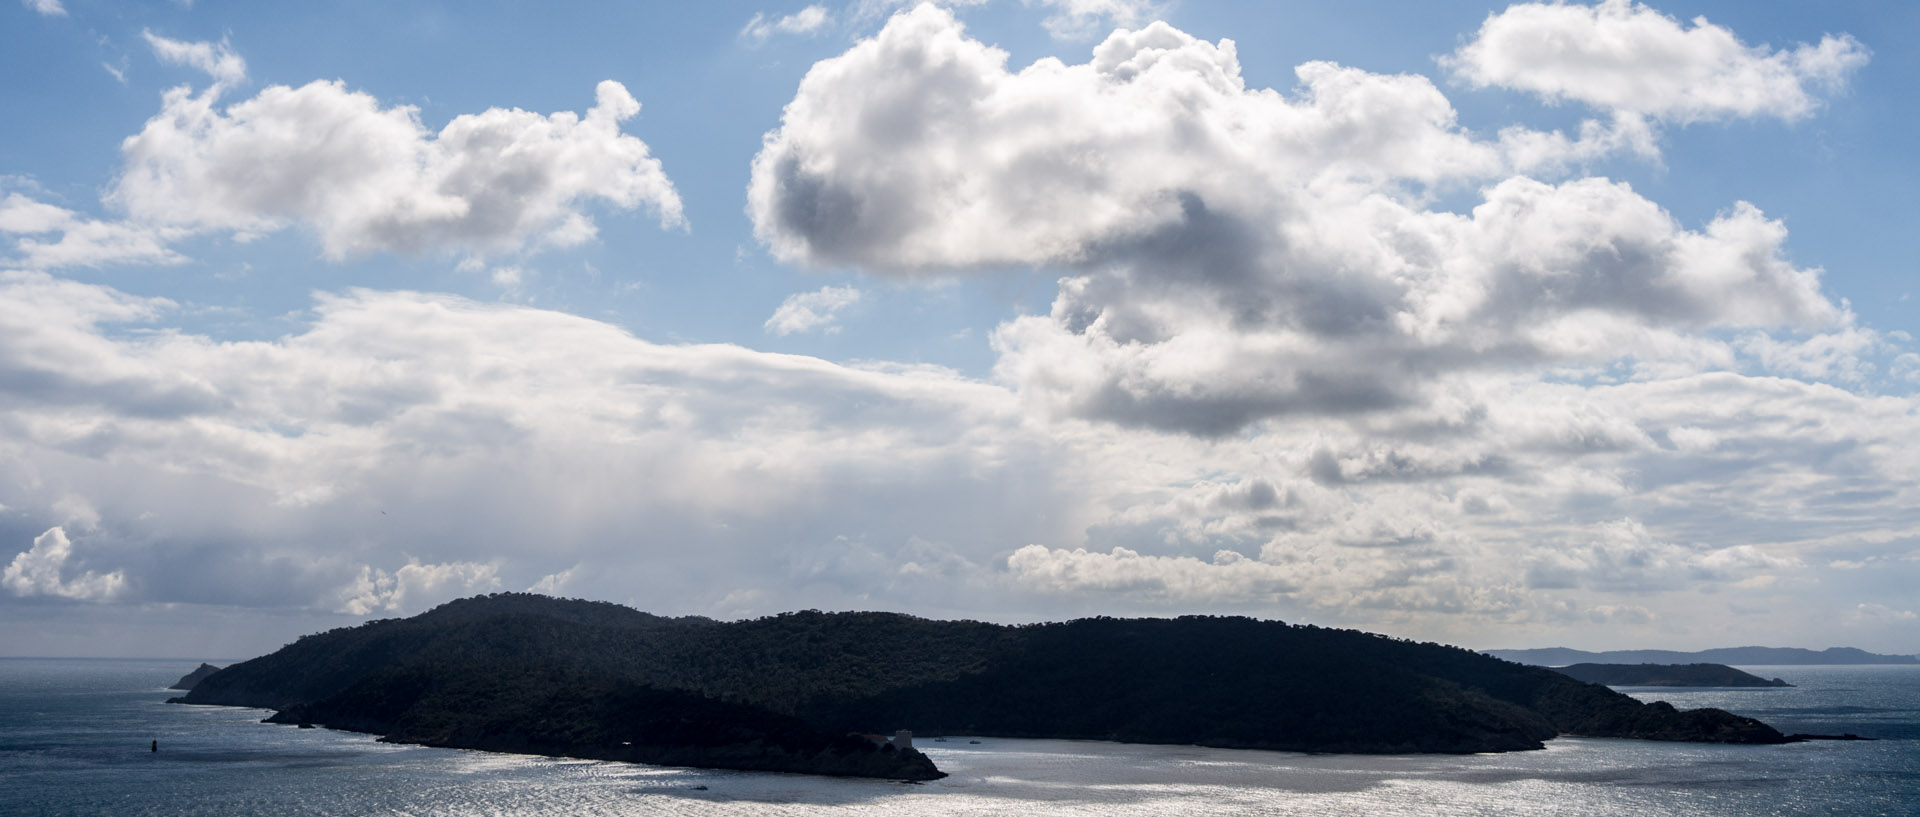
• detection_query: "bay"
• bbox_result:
[3,659,1915,816]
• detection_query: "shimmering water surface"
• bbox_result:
[3,659,1915,816]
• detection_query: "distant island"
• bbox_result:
[1553,663,1792,688]
[171,594,1794,780]
[1486,647,1919,666]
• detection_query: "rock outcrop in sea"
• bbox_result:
[169,663,221,691]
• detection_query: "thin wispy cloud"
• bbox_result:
[21,0,66,18]
[765,284,863,335]
[742,5,832,43]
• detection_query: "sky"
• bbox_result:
[2,0,1916,659]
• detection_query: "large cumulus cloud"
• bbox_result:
[730,3,1919,650]
[750,4,1853,435]
[114,78,683,259]
[750,7,1509,271]
[102,33,684,262]
[5,33,686,273]
[3,527,126,602]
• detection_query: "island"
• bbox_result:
[1552,663,1792,687]
[171,593,1794,780]
[169,663,222,691]
[1486,646,1919,666]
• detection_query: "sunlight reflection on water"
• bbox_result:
[3,660,1915,816]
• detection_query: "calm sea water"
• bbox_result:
[2,659,1915,816]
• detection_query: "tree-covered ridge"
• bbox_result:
[176,593,1789,769]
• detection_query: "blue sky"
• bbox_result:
[3,0,1916,658]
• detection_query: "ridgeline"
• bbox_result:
[172,594,1791,778]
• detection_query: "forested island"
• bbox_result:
[1552,663,1792,688]
[171,594,1793,779]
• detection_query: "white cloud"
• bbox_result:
[765,284,863,335]
[1,193,187,269]
[0,193,78,235]
[490,265,525,289]
[21,0,65,17]
[1736,326,1889,384]
[749,6,1854,436]
[3,528,127,602]
[527,566,577,596]
[989,180,1843,434]
[1446,0,1868,123]
[8,39,684,273]
[0,270,213,417]
[1522,518,1795,592]
[1027,0,1162,41]
[0,3,1910,647]
[1007,544,1295,603]
[0,274,1070,616]
[112,75,684,260]
[1893,353,1920,384]
[751,8,1513,271]
[742,5,832,43]
[335,559,502,616]
[142,30,247,87]
[0,271,1915,649]
[849,0,989,27]
[1848,603,1918,623]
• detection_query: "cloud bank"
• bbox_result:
[2,266,1913,649]
[2,4,1913,657]
[750,5,1855,436]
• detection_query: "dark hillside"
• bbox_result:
[813,616,1781,751]
[176,593,1788,773]
[263,660,942,780]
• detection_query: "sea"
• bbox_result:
[1,659,1915,816]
